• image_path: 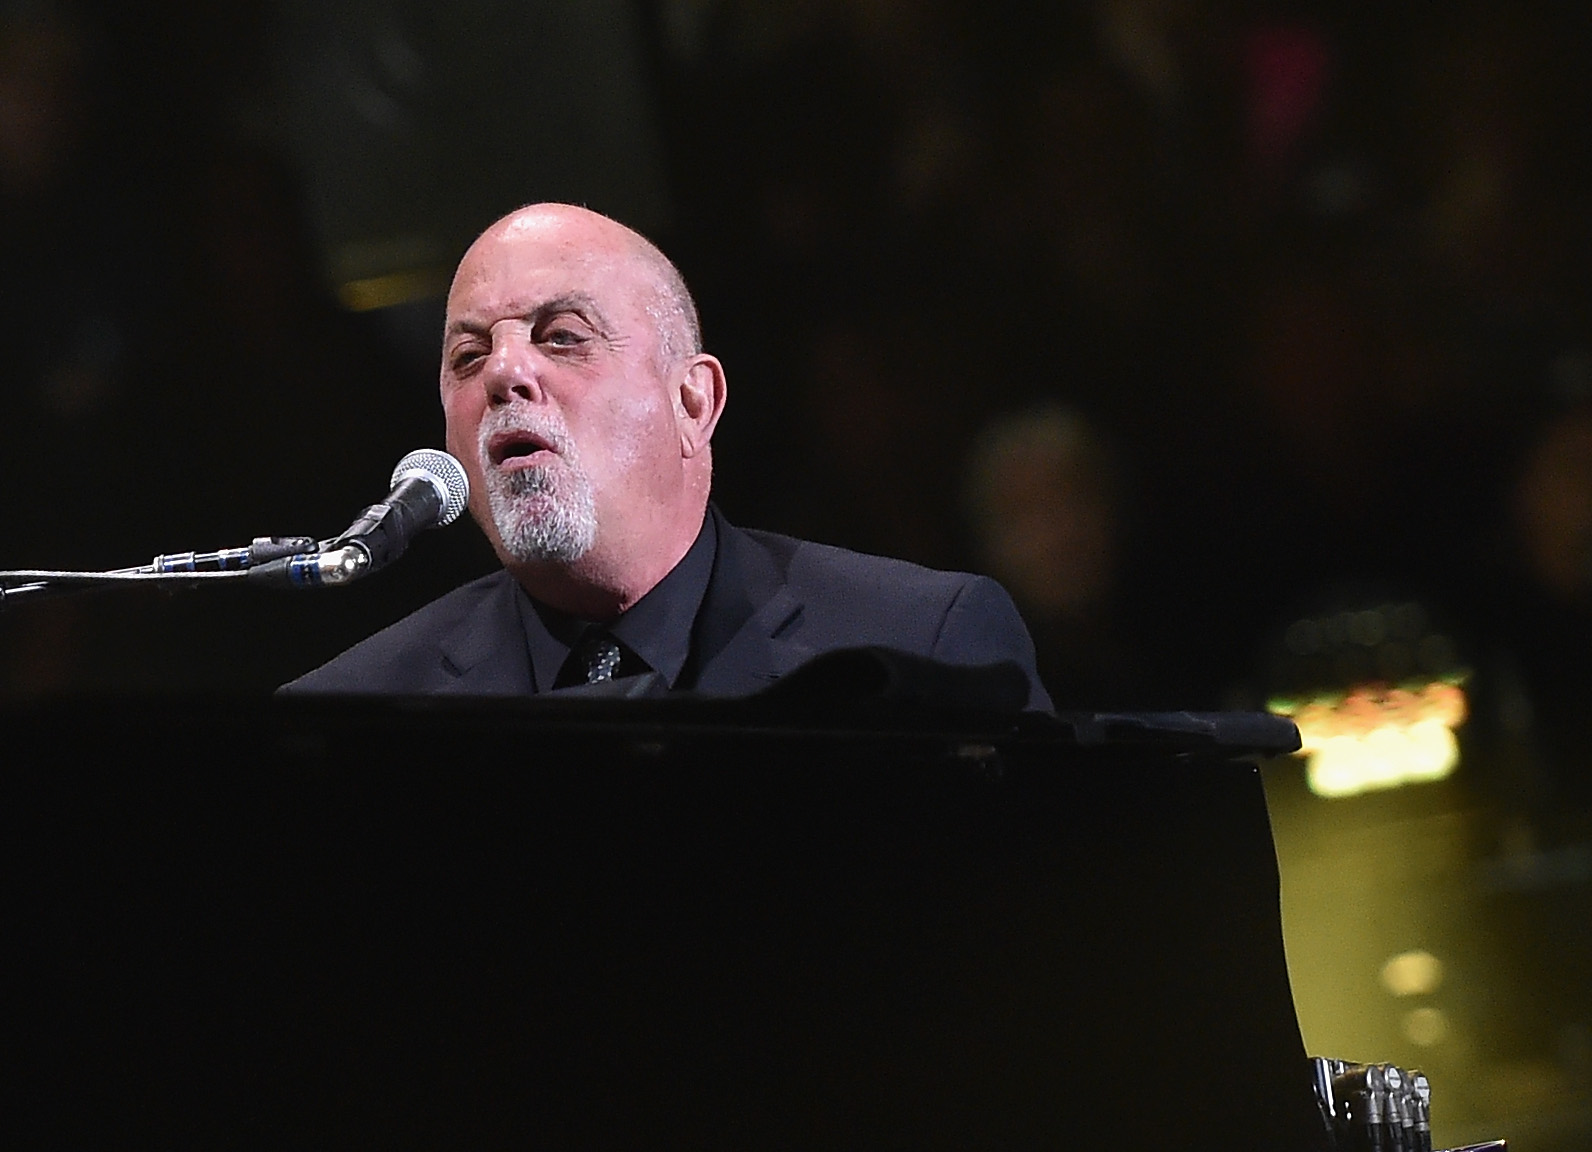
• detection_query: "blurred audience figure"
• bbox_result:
[1402,3,1590,325]
[1,0,157,695]
[1480,403,1592,814]
[1515,408,1592,615]
[962,403,1153,709]
[0,0,151,566]
[0,2,479,697]
[779,313,974,571]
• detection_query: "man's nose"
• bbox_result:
[482,338,543,405]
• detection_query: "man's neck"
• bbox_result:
[505,512,706,621]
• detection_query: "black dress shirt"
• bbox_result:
[514,512,718,692]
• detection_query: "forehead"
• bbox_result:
[446,214,648,324]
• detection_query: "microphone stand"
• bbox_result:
[3,449,471,610]
[0,536,320,609]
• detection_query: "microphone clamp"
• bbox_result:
[247,545,369,589]
[245,450,469,589]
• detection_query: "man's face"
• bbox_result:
[440,209,688,573]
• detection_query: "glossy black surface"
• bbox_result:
[5,699,1327,1149]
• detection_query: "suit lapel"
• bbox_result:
[426,516,812,698]
[693,585,817,695]
[690,510,818,696]
[435,572,536,694]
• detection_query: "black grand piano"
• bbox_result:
[3,660,1361,1150]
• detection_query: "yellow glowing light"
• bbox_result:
[1382,951,1444,997]
[337,268,450,312]
[1402,1007,1449,1047]
[1270,680,1466,798]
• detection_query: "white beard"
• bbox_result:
[477,410,597,564]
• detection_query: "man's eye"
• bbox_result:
[538,314,593,347]
[449,347,486,372]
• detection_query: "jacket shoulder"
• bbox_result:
[736,527,985,604]
[726,524,1052,711]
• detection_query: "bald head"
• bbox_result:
[439,203,727,618]
[464,203,701,372]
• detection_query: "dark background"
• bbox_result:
[2,1,1589,1146]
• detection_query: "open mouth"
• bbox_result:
[488,430,556,468]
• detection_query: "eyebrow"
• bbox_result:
[445,293,614,340]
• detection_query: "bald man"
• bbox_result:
[283,204,1051,711]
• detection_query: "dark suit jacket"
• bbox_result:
[280,509,1053,712]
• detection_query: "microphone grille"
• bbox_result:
[391,448,471,528]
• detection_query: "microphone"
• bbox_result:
[249,449,470,588]
[330,448,471,567]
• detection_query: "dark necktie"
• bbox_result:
[555,630,634,688]
[578,633,623,683]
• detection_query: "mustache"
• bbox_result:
[476,404,576,461]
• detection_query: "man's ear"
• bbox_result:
[676,354,727,458]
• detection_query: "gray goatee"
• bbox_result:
[478,413,597,564]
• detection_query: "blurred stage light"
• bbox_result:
[1382,950,1445,997]
[1402,1006,1449,1047]
[1269,680,1467,798]
[337,267,449,312]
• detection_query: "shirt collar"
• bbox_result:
[516,512,718,692]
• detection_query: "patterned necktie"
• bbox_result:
[554,630,626,688]
[579,633,623,683]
